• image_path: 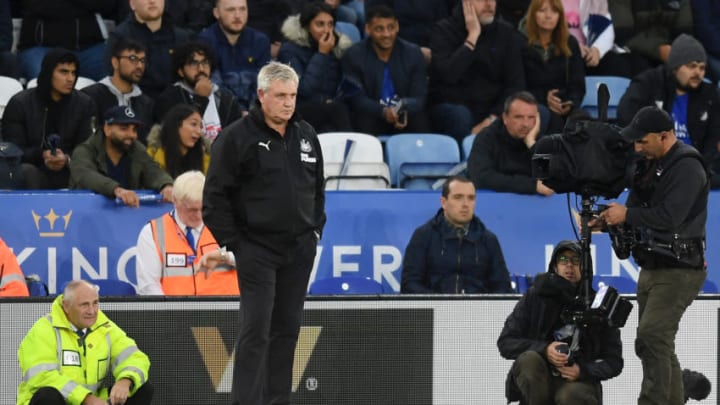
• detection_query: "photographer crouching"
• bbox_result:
[497,240,623,404]
[592,106,709,405]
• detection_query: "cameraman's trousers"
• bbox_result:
[635,267,706,405]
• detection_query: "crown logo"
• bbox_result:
[32,209,73,237]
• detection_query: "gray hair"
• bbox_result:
[63,280,98,303]
[257,61,299,93]
[173,170,205,203]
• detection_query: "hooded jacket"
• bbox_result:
[153,82,242,128]
[1,49,95,168]
[497,241,623,399]
[401,208,513,293]
[278,14,353,103]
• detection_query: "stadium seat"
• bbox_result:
[88,279,137,296]
[335,21,361,43]
[462,134,475,160]
[593,275,636,294]
[318,132,390,189]
[512,274,534,293]
[580,76,631,120]
[0,76,23,117]
[308,276,385,295]
[385,133,461,189]
[702,279,718,293]
[26,76,96,90]
[25,275,49,296]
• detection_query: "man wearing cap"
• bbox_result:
[594,106,709,405]
[69,106,174,207]
[618,33,720,189]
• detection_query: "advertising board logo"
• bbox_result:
[31,208,72,237]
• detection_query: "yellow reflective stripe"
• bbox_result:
[0,273,25,287]
[22,363,60,382]
[112,346,139,370]
[119,366,147,385]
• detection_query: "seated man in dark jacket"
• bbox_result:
[400,176,513,294]
[497,240,624,405]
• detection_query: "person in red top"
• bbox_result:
[0,236,29,297]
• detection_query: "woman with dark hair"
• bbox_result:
[147,104,209,178]
[520,0,586,134]
[278,1,354,133]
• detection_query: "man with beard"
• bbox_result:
[618,34,720,188]
[83,38,155,144]
[70,106,173,207]
[154,41,242,142]
[198,0,271,114]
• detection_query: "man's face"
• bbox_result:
[214,0,248,35]
[634,132,668,160]
[62,284,99,329]
[50,62,77,98]
[114,50,146,84]
[130,0,164,23]
[365,16,399,52]
[674,61,706,92]
[105,123,138,152]
[179,52,211,87]
[175,197,203,228]
[471,0,496,25]
[258,79,297,126]
[555,249,581,284]
[503,99,538,140]
[440,180,476,227]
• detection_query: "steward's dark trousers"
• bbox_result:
[231,233,317,405]
[29,382,153,404]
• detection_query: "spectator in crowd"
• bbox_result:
[429,0,526,142]
[497,240,623,404]
[341,5,430,135]
[203,61,325,405]
[136,170,239,295]
[198,0,271,115]
[2,49,95,189]
[520,0,585,134]
[17,280,153,405]
[69,106,174,207]
[147,104,209,177]
[609,0,693,75]
[115,0,216,33]
[0,236,29,297]
[365,0,452,63]
[468,92,555,196]
[496,0,530,28]
[107,0,192,99]
[278,1,354,133]
[245,0,298,59]
[15,0,113,81]
[324,0,365,35]
[401,176,514,294]
[83,38,155,144]
[0,0,18,78]
[617,34,720,188]
[691,0,720,83]
[154,41,242,141]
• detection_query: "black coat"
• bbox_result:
[153,84,242,128]
[82,82,155,144]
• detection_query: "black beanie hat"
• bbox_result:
[666,34,707,71]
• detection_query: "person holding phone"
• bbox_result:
[519,0,586,134]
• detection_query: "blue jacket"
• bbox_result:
[401,209,513,293]
[341,36,427,117]
[198,23,271,110]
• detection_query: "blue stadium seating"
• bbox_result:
[702,279,719,293]
[462,134,475,161]
[580,76,631,120]
[593,275,636,294]
[309,276,385,295]
[335,22,361,43]
[385,133,461,189]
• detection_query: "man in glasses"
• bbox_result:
[154,41,242,142]
[497,240,624,405]
[83,38,155,144]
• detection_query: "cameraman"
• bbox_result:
[497,240,623,405]
[595,106,708,405]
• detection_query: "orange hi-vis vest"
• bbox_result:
[150,213,239,296]
[0,237,29,297]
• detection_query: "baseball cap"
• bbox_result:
[104,106,144,126]
[620,106,674,142]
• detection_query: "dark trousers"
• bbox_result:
[510,351,599,405]
[22,163,70,189]
[636,268,706,405]
[231,233,317,405]
[29,382,153,404]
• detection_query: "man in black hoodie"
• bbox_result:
[2,49,95,189]
[497,240,624,405]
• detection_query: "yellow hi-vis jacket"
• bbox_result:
[16,295,150,405]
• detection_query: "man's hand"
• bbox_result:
[471,115,496,134]
[556,363,581,381]
[43,149,69,171]
[536,180,555,196]
[82,394,108,405]
[318,31,336,55]
[194,75,213,98]
[108,378,132,405]
[600,202,627,226]
[114,187,139,208]
[160,185,174,203]
[383,106,399,125]
[658,44,672,62]
[581,45,600,67]
[524,112,541,149]
[462,0,481,44]
[547,89,572,116]
[545,341,570,368]
[420,46,432,64]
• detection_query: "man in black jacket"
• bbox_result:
[83,38,155,144]
[467,91,555,196]
[617,33,720,188]
[2,49,95,189]
[497,240,624,405]
[202,61,325,405]
[154,41,242,142]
